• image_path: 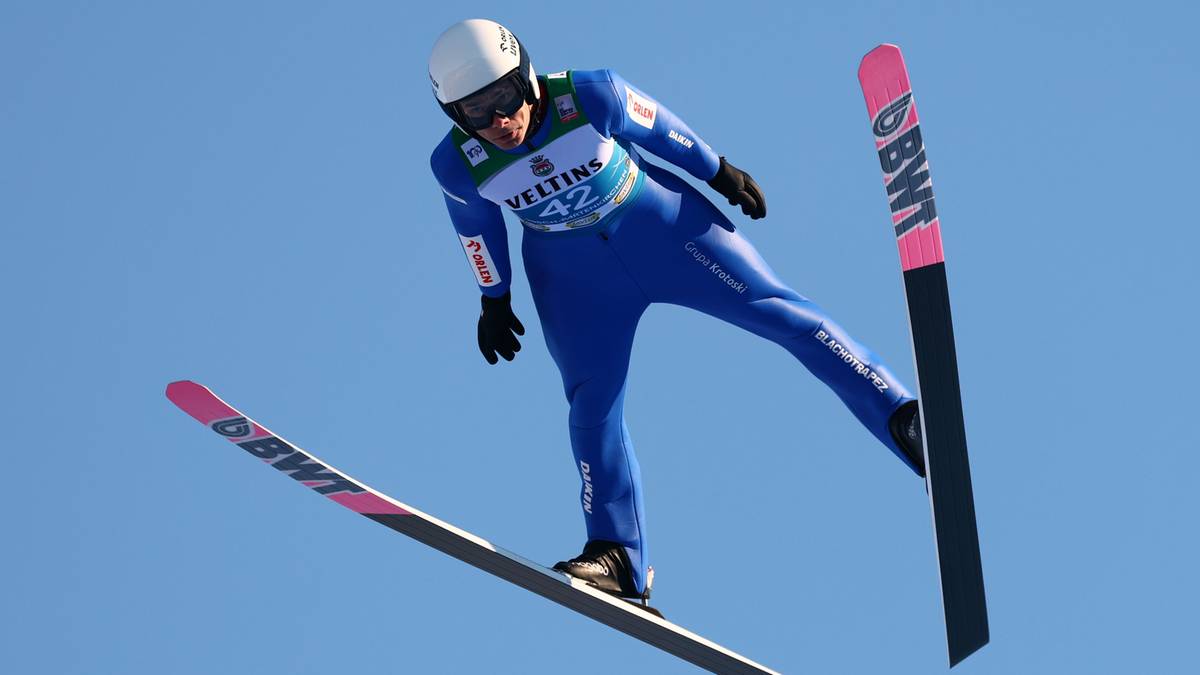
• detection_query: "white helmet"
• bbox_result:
[429,19,540,132]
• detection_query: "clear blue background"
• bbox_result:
[3,1,1195,673]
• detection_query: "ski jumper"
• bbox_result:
[431,70,917,594]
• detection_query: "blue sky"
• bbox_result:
[2,1,1196,673]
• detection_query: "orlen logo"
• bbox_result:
[624,86,657,129]
[459,234,500,287]
[872,92,913,139]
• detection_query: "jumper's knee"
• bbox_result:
[736,295,825,343]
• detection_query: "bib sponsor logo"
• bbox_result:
[505,158,604,208]
[520,219,552,231]
[459,234,501,287]
[565,212,601,229]
[555,94,578,122]
[547,70,568,79]
[668,129,694,149]
[461,138,489,167]
[613,159,637,205]
[529,154,555,177]
[624,86,657,129]
[474,126,636,233]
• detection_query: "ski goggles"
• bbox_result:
[451,71,529,131]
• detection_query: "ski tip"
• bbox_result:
[862,43,902,59]
[165,380,204,404]
[858,43,904,73]
[166,380,240,426]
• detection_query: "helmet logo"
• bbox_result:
[499,26,518,57]
[529,155,554,177]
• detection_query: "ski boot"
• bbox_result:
[888,400,926,477]
[554,540,662,618]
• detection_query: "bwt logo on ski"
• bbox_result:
[213,416,253,438]
[813,330,890,393]
[873,95,937,237]
[209,416,364,496]
[235,432,367,497]
[877,127,938,236]
[872,92,913,138]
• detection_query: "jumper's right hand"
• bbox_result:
[707,156,767,220]
[477,291,525,364]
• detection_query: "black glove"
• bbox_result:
[707,156,766,220]
[477,291,525,364]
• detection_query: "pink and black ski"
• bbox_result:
[165,380,778,675]
[858,45,989,667]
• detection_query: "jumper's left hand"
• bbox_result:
[707,156,766,220]
[477,291,525,365]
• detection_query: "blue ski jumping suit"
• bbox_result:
[431,70,916,594]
